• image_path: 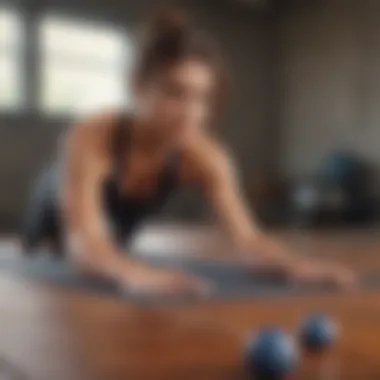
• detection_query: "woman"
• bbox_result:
[24,11,354,296]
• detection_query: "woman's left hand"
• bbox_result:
[286,259,357,289]
[245,233,357,289]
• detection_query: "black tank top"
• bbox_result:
[103,115,181,243]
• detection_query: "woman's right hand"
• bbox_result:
[117,262,213,297]
[287,259,357,289]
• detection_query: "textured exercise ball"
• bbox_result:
[245,329,299,380]
[300,314,338,353]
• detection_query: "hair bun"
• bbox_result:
[148,9,190,37]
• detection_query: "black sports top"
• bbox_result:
[103,115,181,244]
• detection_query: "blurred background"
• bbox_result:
[1,0,380,233]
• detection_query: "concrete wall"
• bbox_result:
[0,0,271,230]
[276,0,380,179]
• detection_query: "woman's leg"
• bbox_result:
[22,167,64,258]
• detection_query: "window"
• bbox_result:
[39,17,131,116]
[0,8,23,111]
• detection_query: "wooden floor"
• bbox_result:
[0,227,380,380]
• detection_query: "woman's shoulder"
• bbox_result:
[183,131,232,163]
[64,110,121,159]
[70,111,119,142]
[180,131,234,182]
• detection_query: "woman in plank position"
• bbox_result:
[24,11,354,295]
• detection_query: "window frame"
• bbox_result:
[0,5,26,115]
[38,13,131,119]
[0,3,132,124]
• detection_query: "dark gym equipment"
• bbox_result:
[322,151,361,188]
[289,150,376,228]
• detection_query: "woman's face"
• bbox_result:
[134,59,216,144]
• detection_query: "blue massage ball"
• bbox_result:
[300,314,338,352]
[245,329,299,380]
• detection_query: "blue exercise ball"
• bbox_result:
[245,329,299,380]
[300,314,338,352]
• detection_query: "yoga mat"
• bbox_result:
[0,254,377,304]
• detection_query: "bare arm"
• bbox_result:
[199,146,293,267]
[62,116,137,277]
[186,136,355,285]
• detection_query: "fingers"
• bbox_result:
[176,274,215,296]
[330,267,357,289]
[160,273,214,297]
[290,261,357,290]
[122,270,215,298]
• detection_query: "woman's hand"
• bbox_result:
[287,259,357,289]
[246,233,357,289]
[72,251,213,297]
[117,262,213,297]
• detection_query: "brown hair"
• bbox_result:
[135,9,228,113]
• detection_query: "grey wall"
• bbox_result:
[276,0,380,179]
[0,0,272,230]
